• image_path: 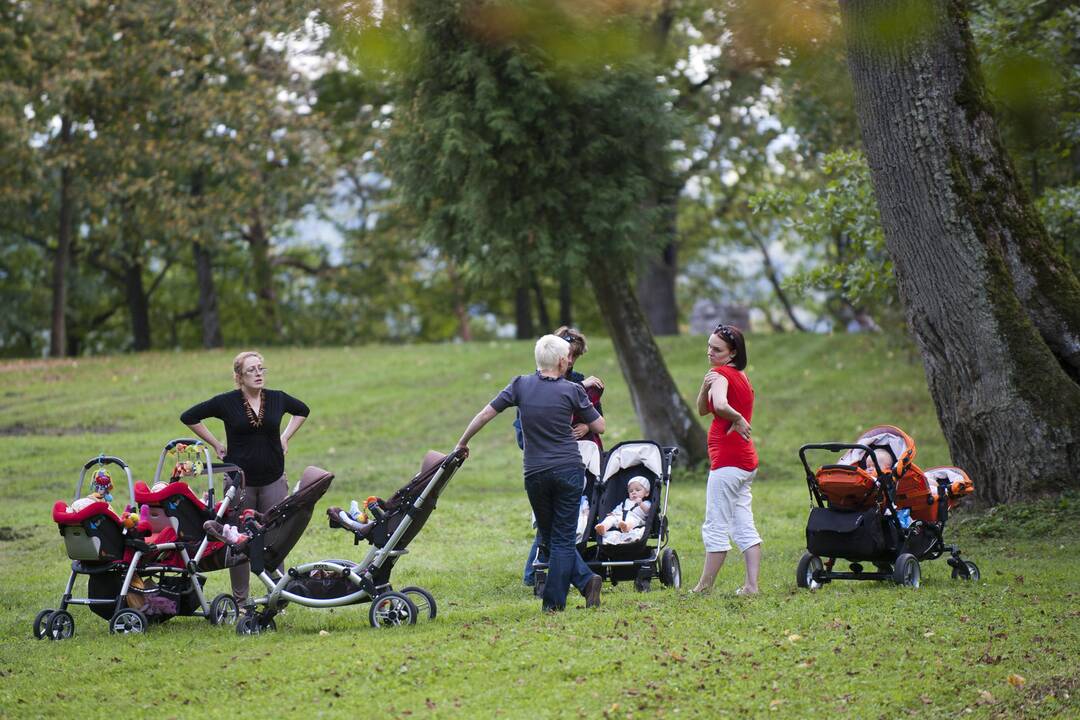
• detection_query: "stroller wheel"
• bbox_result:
[951,560,980,582]
[33,609,55,640]
[660,548,681,589]
[236,613,275,635]
[209,594,240,626]
[533,571,547,599]
[369,591,418,628]
[45,610,75,641]
[400,586,437,620]
[892,553,921,588]
[634,568,652,593]
[110,608,148,635]
[796,552,824,590]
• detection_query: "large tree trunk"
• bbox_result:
[247,212,283,340]
[590,262,707,465]
[531,277,551,332]
[446,261,471,341]
[124,261,151,351]
[558,277,572,327]
[636,3,681,338]
[840,0,1080,502]
[637,241,680,336]
[193,241,223,348]
[514,285,533,340]
[49,115,74,358]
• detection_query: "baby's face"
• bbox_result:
[628,483,647,501]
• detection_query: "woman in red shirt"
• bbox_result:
[691,324,762,595]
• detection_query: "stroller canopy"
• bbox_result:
[578,440,601,479]
[601,443,663,486]
[838,425,916,473]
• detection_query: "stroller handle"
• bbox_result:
[153,438,218,502]
[798,442,887,477]
[81,455,128,471]
[75,455,136,505]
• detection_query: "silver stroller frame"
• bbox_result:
[235,450,466,634]
[532,442,681,595]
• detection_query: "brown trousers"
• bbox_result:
[230,474,288,604]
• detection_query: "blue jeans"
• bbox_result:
[523,534,542,585]
[524,465,595,611]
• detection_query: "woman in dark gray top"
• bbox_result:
[456,335,605,612]
[180,350,309,604]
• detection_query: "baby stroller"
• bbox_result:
[796,425,977,589]
[37,454,238,639]
[232,449,465,634]
[128,439,251,625]
[533,441,681,596]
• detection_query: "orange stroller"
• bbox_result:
[796,425,977,589]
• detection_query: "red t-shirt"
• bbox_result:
[707,365,758,471]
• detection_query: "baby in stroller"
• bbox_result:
[594,476,652,544]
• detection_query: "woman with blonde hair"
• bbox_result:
[180,350,309,604]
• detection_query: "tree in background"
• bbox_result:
[376,0,707,462]
[840,0,1080,502]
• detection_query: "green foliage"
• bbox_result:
[970,0,1080,195]
[386,0,673,278]
[954,491,1080,539]
[1037,184,1080,272]
[751,150,899,321]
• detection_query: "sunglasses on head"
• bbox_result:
[714,324,736,342]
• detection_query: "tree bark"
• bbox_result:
[637,240,680,336]
[49,115,74,358]
[124,261,151,351]
[514,285,533,340]
[531,277,551,333]
[447,260,471,341]
[558,277,572,327]
[193,241,223,348]
[246,212,283,340]
[590,261,707,465]
[840,0,1080,502]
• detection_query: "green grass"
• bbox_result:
[0,335,1076,719]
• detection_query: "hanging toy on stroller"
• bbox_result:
[795,425,977,590]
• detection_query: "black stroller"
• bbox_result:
[233,450,465,633]
[533,440,681,596]
[795,432,978,590]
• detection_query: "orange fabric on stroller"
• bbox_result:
[814,425,916,510]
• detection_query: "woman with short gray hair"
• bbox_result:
[456,335,606,612]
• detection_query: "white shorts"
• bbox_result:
[701,466,762,553]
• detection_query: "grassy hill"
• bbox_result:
[0,334,1076,718]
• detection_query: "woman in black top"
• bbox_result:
[180,350,309,604]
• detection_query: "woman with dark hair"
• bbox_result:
[180,350,309,604]
[691,324,762,595]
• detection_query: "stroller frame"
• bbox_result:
[533,442,681,596]
[37,453,238,640]
[235,450,466,633]
[796,442,978,589]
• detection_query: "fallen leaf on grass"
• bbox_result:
[920,695,932,705]
[769,699,783,711]
[787,634,802,642]
[319,630,330,636]
[977,690,995,705]
[1007,674,1026,688]
[923,631,935,638]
